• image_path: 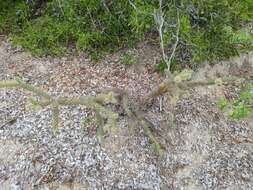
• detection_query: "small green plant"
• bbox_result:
[230,102,251,120]
[218,83,253,120]
[217,97,229,111]
[155,59,167,73]
[121,53,138,66]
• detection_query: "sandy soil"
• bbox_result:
[0,36,252,190]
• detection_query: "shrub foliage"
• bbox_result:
[218,82,253,120]
[0,0,252,66]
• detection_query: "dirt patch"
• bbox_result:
[0,38,252,189]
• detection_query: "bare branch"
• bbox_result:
[167,9,180,71]
[128,0,138,10]
[154,1,180,72]
[154,0,167,65]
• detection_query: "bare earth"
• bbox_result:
[0,36,252,190]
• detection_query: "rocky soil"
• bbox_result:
[0,36,252,190]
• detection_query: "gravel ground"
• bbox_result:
[0,37,253,190]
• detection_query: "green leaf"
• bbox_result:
[217,97,228,111]
[230,102,251,120]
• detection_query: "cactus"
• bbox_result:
[0,74,241,156]
[0,79,119,134]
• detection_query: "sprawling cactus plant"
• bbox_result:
[0,72,241,156]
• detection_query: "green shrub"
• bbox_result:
[1,0,252,65]
[12,16,70,56]
[164,0,253,63]
[10,0,140,56]
[218,82,253,120]
[0,0,29,33]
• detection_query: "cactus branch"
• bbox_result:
[0,79,118,133]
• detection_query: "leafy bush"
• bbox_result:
[2,0,137,56]
[159,0,253,64]
[0,0,28,33]
[218,83,253,120]
[0,0,252,66]
[12,16,70,56]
